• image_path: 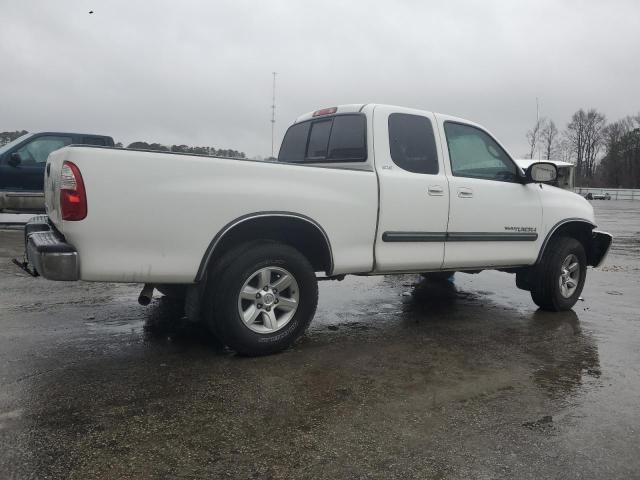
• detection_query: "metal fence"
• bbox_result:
[575,188,640,201]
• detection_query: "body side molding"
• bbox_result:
[447,232,538,242]
[382,232,447,242]
[382,231,538,242]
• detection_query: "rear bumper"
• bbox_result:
[24,216,79,281]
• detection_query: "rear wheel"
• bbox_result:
[530,237,586,311]
[206,241,318,356]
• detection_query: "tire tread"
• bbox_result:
[206,241,318,355]
[530,236,586,311]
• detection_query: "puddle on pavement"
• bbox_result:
[84,317,143,335]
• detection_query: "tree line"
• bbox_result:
[0,130,28,146]
[526,109,640,188]
[0,131,246,159]
[124,141,246,159]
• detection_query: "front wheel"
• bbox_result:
[530,237,587,311]
[208,241,318,356]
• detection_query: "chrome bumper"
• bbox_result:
[24,216,79,281]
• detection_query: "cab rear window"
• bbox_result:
[278,114,366,163]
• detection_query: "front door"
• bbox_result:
[374,106,450,272]
[437,118,542,268]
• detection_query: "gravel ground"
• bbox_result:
[0,201,638,479]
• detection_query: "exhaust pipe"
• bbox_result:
[138,284,155,306]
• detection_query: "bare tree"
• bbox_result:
[540,119,559,160]
[526,119,543,159]
[557,136,573,163]
[564,109,606,179]
[597,116,640,187]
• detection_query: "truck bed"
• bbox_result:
[44,146,379,282]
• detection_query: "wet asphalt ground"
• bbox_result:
[0,201,639,480]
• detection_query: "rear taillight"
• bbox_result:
[60,161,87,221]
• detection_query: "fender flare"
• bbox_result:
[195,211,334,281]
[535,218,596,264]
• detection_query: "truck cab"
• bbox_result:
[0,132,114,213]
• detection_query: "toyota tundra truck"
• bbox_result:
[19,104,612,355]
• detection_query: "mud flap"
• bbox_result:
[515,267,535,291]
[589,231,613,267]
[12,258,39,277]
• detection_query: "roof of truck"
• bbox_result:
[295,104,366,123]
[294,104,481,128]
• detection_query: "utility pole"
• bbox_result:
[271,72,277,158]
[535,97,540,159]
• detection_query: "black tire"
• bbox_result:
[200,240,265,338]
[206,241,318,356]
[530,236,587,311]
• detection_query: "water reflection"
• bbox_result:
[402,275,601,399]
[396,274,482,316]
[141,276,601,401]
[17,274,604,479]
[525,309,601,398]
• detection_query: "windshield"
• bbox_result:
[0,133,33,155]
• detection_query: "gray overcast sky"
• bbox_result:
[1,0,639,158]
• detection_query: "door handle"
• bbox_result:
[457,187,473,198]
[428,186,444,196]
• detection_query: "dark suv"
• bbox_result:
[0,132,114,212]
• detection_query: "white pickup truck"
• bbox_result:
[21,104,612,355]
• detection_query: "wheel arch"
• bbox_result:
[536,218,600,266]
[195,212,334,281]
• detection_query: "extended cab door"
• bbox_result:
[437,116,542,268]
[373,106,450,271]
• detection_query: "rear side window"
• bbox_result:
[388,114,439,174]
[278,114,366,163]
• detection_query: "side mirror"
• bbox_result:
[526,162,557,184]
[8,152,22,167]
